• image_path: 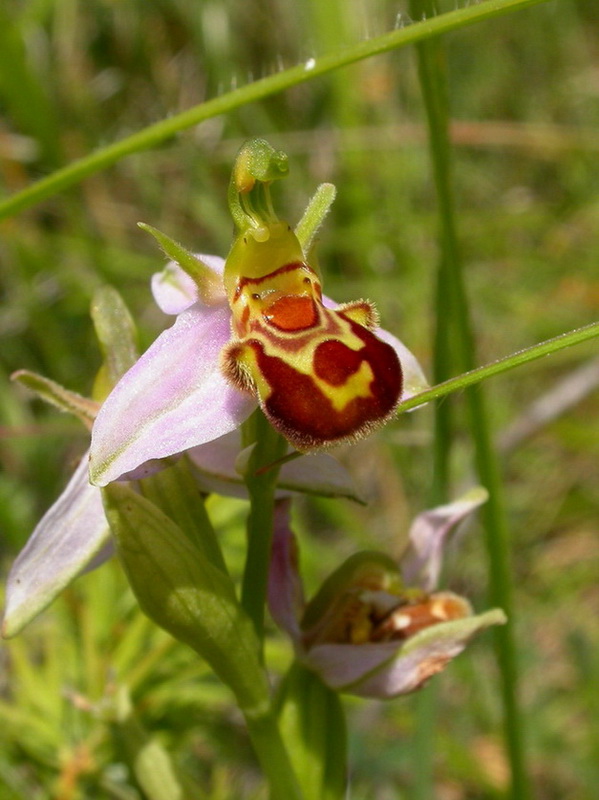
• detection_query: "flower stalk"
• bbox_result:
[275,662,347,800]
[241,411,288,648]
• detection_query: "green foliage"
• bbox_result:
[102,482,269,715]
[1,0,598,798]
[276,663,347,800]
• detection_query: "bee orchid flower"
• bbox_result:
[89,140,428,487]
[2,288,361,637]
[268,490,506,698]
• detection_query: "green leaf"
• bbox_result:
[139,457,229,574]
[102,483,270,715]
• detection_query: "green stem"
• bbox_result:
[241,413,288,651]
[0,0,550,221]
[467,404,530,800]
[238,416,305,799]
[397,320,599,414]
[412,687,438,800]
[411,7,532,794]
[409,1,453,794]
[244,709,305,800]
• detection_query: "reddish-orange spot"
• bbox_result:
[313,340,363,386]
[264,295,317,331]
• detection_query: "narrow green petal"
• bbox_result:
[138,222,225,305]
[90,286,139,389]
[294,183,336,257]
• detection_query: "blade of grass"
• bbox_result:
[396,321,599,414]
[0,0,550,221]
[408,1,455,795]
[0,6,62,167]
[410,2,532,795]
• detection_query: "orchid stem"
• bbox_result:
[244,709,305,800]
[239,415,304,799]
[241,412,288,652]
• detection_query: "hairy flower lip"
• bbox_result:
[89,256,428,487]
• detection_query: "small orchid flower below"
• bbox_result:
[89,139,428,487]
[268,490,506,698]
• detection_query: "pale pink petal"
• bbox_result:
[268,500,305,641]
[278,452,363,501]
[306,641,399,691]
[401,487,489,592]
[89,304,256,487]
[188,430,362,501]
[305,608,506,698]
[2,452,110,637]
[375,328,429,402]
[151,255,226,315]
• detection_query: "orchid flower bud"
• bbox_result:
[269,494,506,699]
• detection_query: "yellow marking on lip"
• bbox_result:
[317,361,375,412]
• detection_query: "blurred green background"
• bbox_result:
[1,1,598,798]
